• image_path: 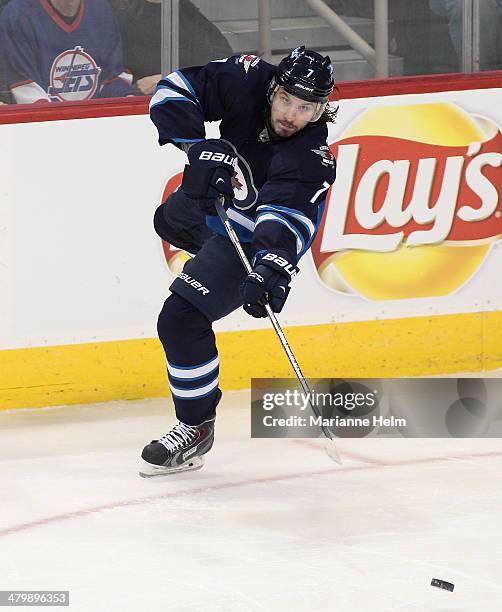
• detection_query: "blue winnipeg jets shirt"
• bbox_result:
[149,54,337,268]
[0,0,132,103]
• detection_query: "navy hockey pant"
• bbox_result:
[156,191,253,425]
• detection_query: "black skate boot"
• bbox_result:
[139,413,216,478]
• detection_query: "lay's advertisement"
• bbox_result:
[315,102,502,301]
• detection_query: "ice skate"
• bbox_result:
[139,414,216,478]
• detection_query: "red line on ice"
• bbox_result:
[1,449,502,538]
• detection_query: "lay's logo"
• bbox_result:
[311,103,502,300]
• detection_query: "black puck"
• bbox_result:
[431,578,454,592]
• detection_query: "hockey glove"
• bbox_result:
[181,139,236,212]
[241,253,299,318]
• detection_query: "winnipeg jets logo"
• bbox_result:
[290,47,302,60]
[218,140,258,211]
[238,54,260,74]
[311,146,335,167]
[48,47,101,102]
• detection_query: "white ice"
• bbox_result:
[1,389,502,612]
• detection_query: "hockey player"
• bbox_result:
[140,46,337,477]
[0,0,132,104]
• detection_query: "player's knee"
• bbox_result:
[157,293,206,345]
[153,199,174,242]
[158,293,188,341]
[153,191,187,240]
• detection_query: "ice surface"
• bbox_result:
[1,390,502,611]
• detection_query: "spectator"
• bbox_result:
[114,0,233,96]
[430,0,502,70]
[0,0,132,104]
[391,0,457,75]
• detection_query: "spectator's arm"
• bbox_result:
[134,74,162,96]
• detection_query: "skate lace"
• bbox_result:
[158,422,199,452]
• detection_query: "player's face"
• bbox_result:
[270,87,317,137]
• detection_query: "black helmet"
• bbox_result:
[268,46,335,121]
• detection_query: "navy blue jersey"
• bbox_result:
[0,0,132,103]
[149,54,336,268]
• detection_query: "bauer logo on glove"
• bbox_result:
[198,150,236,165]
[181,139,237,207]
[261,252,298,279]
[241,252,299,318]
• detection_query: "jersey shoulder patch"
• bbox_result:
[310,144,335,169]
[236,54,261,74]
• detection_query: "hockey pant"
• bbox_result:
[155,191,253,425]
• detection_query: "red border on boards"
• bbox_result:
[0,71,500,125]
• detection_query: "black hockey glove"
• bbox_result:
[181,139,236,212]
[241,253,299,318]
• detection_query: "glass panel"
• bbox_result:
[0,0,500,106]
[172,0,502,80]
[0,0,136,105]
[171,0,472,81]
[326,0,460,78]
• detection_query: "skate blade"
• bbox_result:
[139,456,204,478]
[324,439,342,464]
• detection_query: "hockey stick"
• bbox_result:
[215,196,341,464]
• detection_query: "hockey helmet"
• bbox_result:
[268,46,335,121]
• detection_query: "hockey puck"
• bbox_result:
[431,578,454,592]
